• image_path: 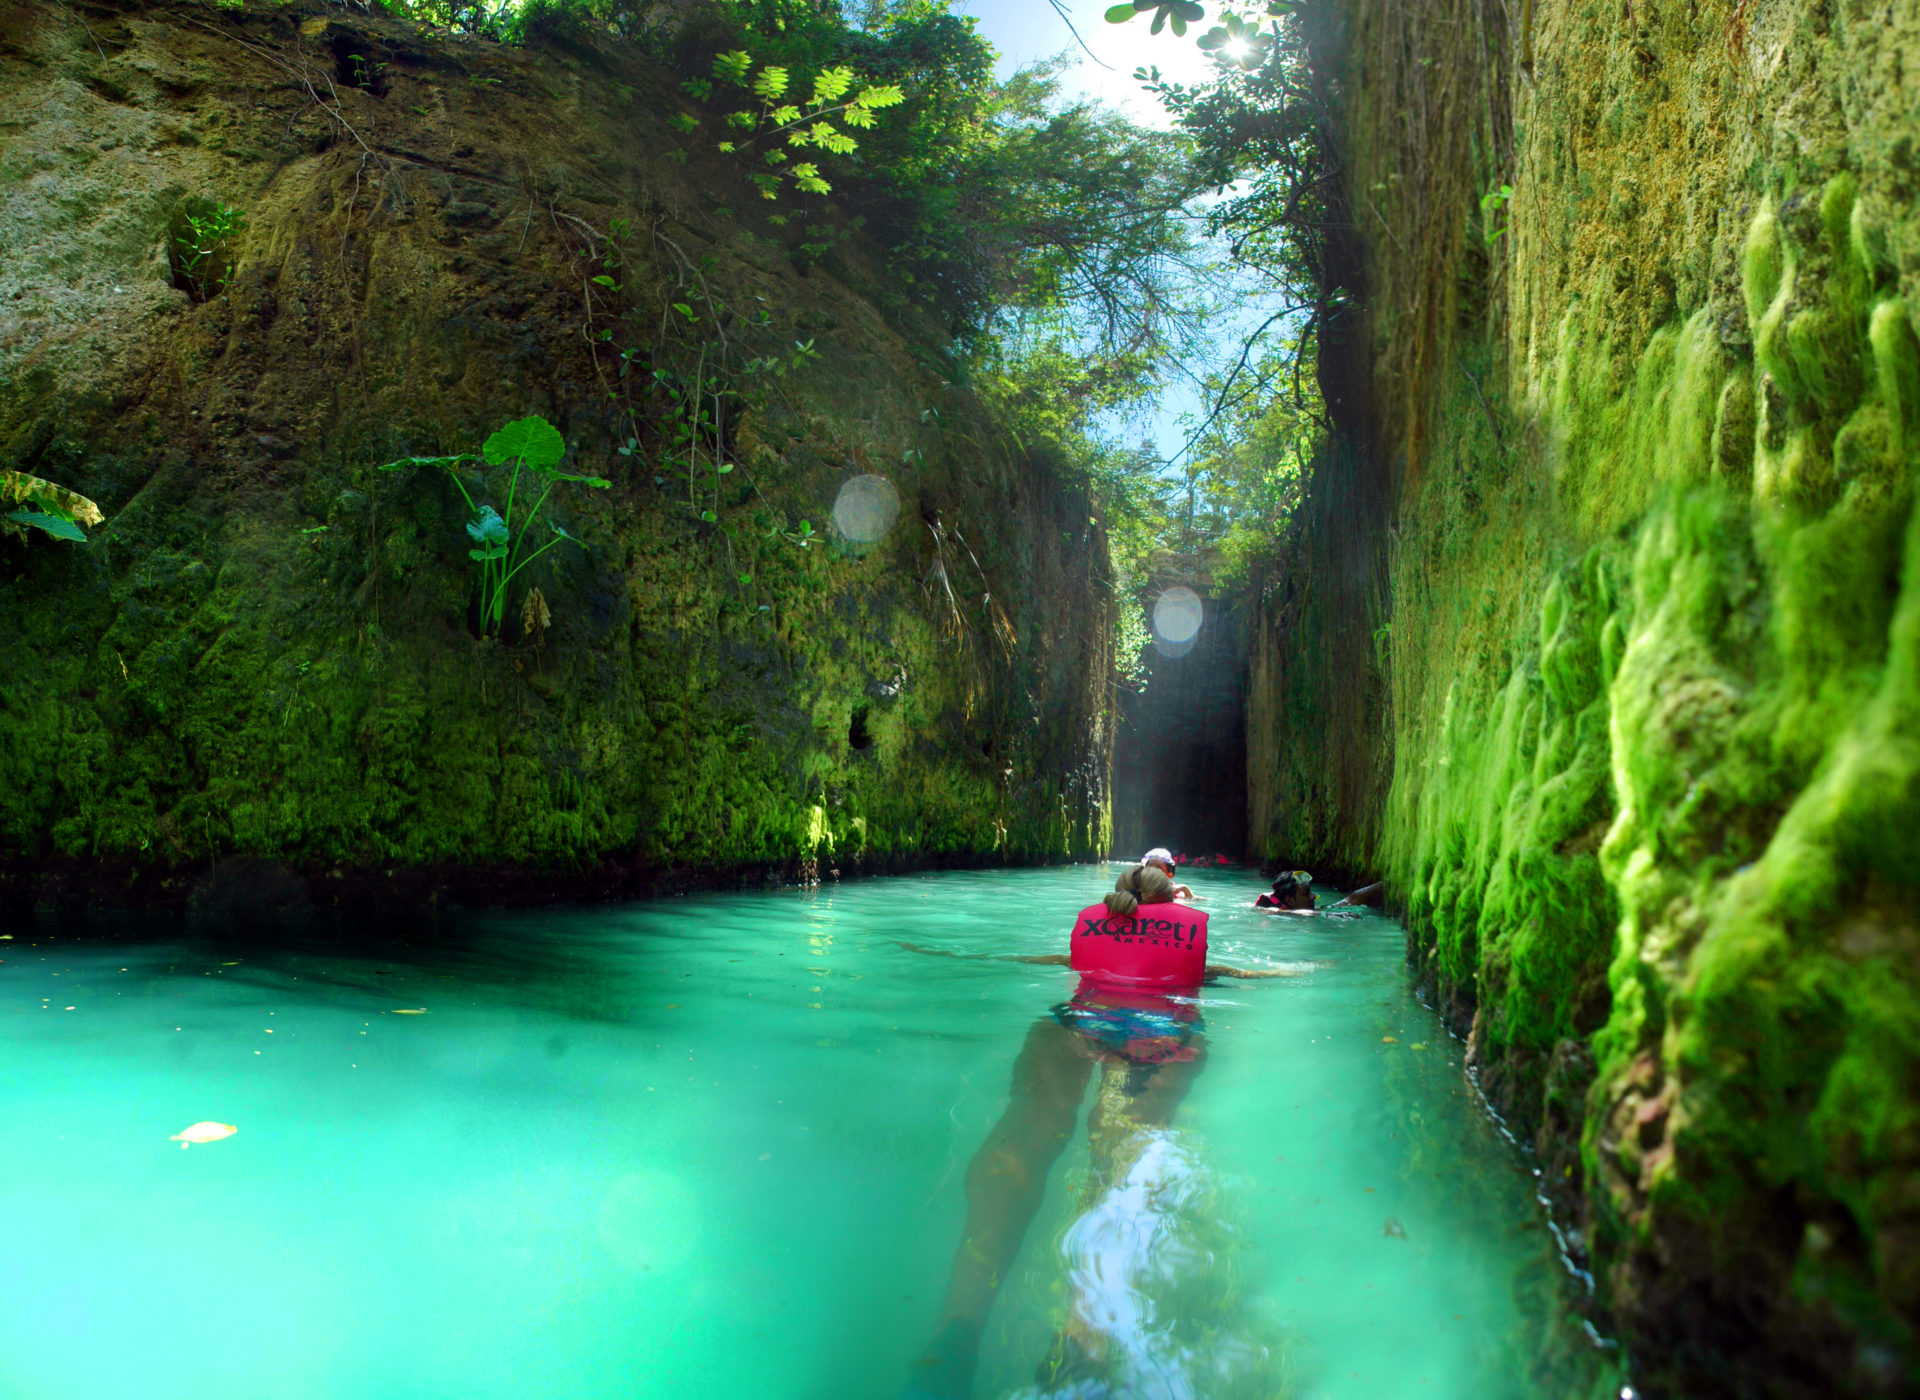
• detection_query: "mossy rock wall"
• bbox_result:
[0,1,1117,912]
[1253,0,1920,1387]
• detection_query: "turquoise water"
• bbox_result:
[0,867,1613,1399]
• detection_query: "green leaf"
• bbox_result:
[482,415,566,472]
[810,66,855,106]
[1106,3,1138,19]
[592,274,618,288]
[752,66,789,99]
[2,469,104,526]
[673,302,696,319]
[6,508,86,541]
[700,509,717,523]
[718,462,734,474]
[713,50,753,85]
[466,505,509,546]
[551,523,583,543]
[467,544,508,562]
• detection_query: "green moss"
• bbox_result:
[1387,174,1920,1358]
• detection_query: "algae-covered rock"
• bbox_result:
[1246,0,1920,1385]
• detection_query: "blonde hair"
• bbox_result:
[1104,862,1176,916]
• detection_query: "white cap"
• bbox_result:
[1142,848,1176,871]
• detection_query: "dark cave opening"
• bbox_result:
[1109,591,1249,863]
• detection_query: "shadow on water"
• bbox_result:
[4,900,695,1028]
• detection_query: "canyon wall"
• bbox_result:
[1248,0,1920,1389]
[0,0,1118,915]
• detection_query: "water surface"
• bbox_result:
[0,867,1611,1399]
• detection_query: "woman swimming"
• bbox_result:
[896,864,1292,1398]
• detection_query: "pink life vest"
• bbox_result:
[1069,899,1208,987]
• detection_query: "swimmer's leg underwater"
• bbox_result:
[902,1016,1093,1399]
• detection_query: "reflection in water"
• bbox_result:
[1021,1074,1286,1400]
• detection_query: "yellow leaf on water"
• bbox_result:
[1382,1036,1398,1043]
[391,1008,427,1014]
[170,1121,237,1148]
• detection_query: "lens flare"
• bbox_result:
[831,474,901,544]
[1151,586,1204,647]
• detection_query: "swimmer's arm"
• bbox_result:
[1172,883,1195,899]
[895,941,1070,967]
[1204,962,1300,979]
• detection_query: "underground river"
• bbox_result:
[0,866,1615,1399]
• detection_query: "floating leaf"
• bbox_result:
[481,415,565,472]
[170,1121,237,1149]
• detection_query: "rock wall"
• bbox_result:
[1248,0,1920,1388]
[0,0,1117,914]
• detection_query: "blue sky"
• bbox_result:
[953,0,1217,126]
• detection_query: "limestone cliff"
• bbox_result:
[0,0,1118,914]
[1247,0,1920,1388]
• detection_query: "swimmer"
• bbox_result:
[1141,846,1194,900]
[896,863,1294,1399]
[1254,869,1317,912]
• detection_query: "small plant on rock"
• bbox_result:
[381,414,609,640]
[170,199,247,302]
[2,469,104,544]
[678,50,903,200]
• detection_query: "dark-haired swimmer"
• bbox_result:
[1254,869,1318,912]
